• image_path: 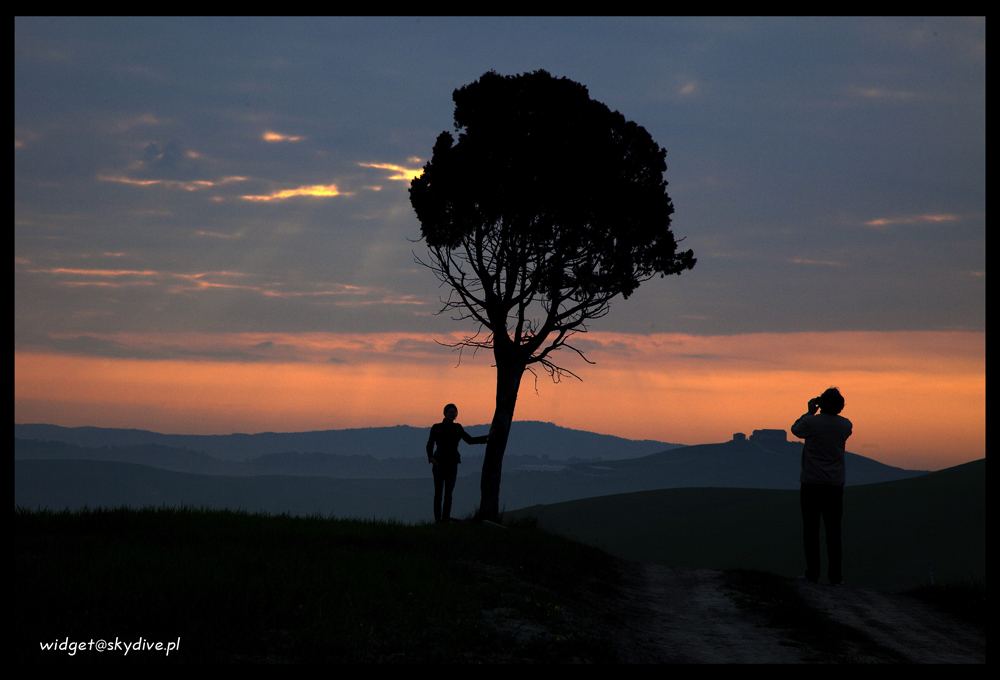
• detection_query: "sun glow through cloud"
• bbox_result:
[359,162,423,181]
[241,183,346,200]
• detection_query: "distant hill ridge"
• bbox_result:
[14,435,925,488]
[14,421,683,462]
[16,419,930,528]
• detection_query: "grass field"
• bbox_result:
[15,507,626,663]
[15,459,984,662]
[508,459,985,592]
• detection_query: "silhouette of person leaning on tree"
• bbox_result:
[426,404,488,523]
[791,387,853,586]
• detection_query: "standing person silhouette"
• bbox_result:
[791,387,853,586]
[426,404,488,523]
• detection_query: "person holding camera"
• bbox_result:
[791,387,853,586]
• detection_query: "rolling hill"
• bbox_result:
[14,421,682,462]
[508,459,985,592]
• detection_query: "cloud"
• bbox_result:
[851,86,918,101]
[321,294,424,307]
[262,131,305,142]
[17,333,314,363]
[359,162,423,181]
[99,175,247,192]
[391,337,454,354]
[141,140,190,176]
[788,258,843,266]
[864,214,960,227]
[32,267,161,277]
[26,267,262,293]
[15,331,480,365]
[195,230,243,239]
[571,337,640,357]
[25,334,163,360]
[24,264,429,309]
[100,176,213,191]
[116,113,162,131]
[16,333,284,362]
[241,183,347,201]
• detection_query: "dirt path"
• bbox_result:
[611,563,984,663]
[794,580,985,663]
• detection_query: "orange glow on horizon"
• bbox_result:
[14,331,984,472]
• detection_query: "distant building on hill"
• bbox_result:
[731,433,746,442]
[750,429,787,444]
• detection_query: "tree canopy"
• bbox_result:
[409,70,695,520]
[410,70,694,379]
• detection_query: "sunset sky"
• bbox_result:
[15,18,984,471]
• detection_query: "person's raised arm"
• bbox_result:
[460,426,488,446]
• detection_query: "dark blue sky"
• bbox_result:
[16,17,985,350]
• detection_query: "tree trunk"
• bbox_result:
[479,354,525,523]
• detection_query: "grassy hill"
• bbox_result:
[15,508,624,663]
[15,461,985,661]
[508,459,985,592]
[15,459,439,521]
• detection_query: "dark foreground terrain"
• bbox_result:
[510,458,986,592]
[15,508,984,663]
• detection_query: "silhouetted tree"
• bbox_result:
[409,70,695,522]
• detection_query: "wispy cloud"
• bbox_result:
[678,76,699,97]
[262,131,305,142]
[27,267,254,291]
[864,214,960,227]
[99,175,247,191]
[32,267,162,277]
[788,258,843,266]
[359,162,423,181]
[851,86,918,101]
[25,266,426,306]
[195,230,243,239]
[17,331,470,364]
[116,113,162,131]
[241,183,348,201]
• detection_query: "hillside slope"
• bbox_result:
[509,459,985,592]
